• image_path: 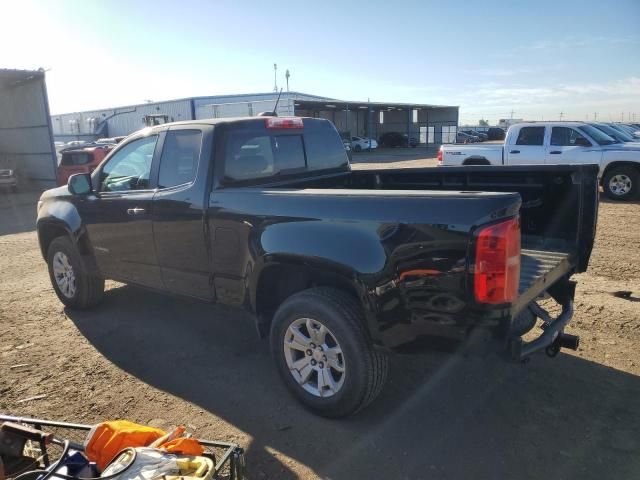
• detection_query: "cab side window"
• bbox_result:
[515,127,545,146]
[550,127,590,146]
[99,136,157,192]
[158,130,202,188]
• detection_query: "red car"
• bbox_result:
[57,145,113,186]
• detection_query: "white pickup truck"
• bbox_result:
[438,122,640,200]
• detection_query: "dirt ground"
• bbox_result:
[1,186,639,479]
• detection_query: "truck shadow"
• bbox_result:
[67,284,640,480]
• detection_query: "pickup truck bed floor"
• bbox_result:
[519,249,571,295]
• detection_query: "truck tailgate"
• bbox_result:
[516,248,572,312]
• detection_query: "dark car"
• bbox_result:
[37,116,598,417]
[486,127,506,140]
[462,129,488,141]
[379,131,418,148]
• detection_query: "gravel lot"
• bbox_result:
[1,184,639,479]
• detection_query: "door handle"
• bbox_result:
[549,150,562,154]
[510,150,520,154]
[127,207,146,215]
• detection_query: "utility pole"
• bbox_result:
[559,111,564,121]
[509,109,515,119]
[273,63,278,92]
[593,112,598,121]
[621,112,625,122]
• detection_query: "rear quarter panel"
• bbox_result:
[208,187,521,347]
[441,145,504,165]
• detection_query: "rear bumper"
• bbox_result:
[509,280,578,360]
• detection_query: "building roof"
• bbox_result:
[50,91,337,116]
[293,99,458,110]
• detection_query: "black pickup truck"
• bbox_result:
[36,116,599,417]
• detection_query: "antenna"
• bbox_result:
[273,87,283,115]
[258,88,283,117]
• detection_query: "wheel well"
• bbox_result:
[462,157,490,166]
[38,224,69,259]
[601,161,640,185]
[254,264,361,338]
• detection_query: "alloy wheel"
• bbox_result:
[283,317,346,398]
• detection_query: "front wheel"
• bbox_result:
[47,236,104,309]
[603,166,638,201]
[270,287,388,417]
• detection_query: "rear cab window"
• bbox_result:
[60,151,92,166]
[515,127,545,146]
[222,118,348,183]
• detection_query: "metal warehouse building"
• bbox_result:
[1,69,57,186]
[51,92,459,146]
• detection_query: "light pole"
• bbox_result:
[273,63,278,92]
[285,69,291,115]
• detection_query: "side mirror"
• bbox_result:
[68,173,92,195]
[574,137,591,147]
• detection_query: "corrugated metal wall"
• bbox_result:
[51,100,192,139]
[50,92,342,140]
[0,71,56,184]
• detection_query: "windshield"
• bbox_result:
[577,124,616,145]
[591,124,633,142]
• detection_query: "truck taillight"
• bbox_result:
[265,117,304,129]
[437,149,443,164]
[474,216,521,304]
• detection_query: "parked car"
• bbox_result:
[37,116,600,417]
[378,131,418,148]
[456,131,479,144]
[63,140,88,148]
[486,127,506,140]
[615,123,640,138]
[591,123,640,145]
[57,145,114,186]
[439,121,640,200]
[0,168,18,192]
[95,136,126,145]
[461,129,487,141]
[350,136,378,152]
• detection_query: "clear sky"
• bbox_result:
[3,0,639,124]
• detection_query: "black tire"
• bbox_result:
[354,144,362,152]
[270,287,388,417]
[47,236,104,309]
[603,165,639,201]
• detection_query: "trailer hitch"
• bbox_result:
[544,332,580,358]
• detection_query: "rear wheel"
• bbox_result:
[47,236,104,309]
[354,144,362,152]
[270,287,388,417]
[603,166,638,201]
